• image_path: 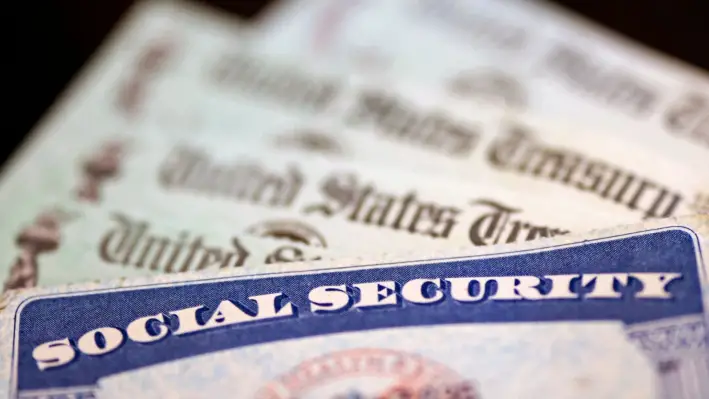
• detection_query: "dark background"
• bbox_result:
[9,0,709,167]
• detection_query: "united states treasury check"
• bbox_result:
[2,0,703,235]
[0,130,630,289]
[1,0,705,289]
[4,35,704,266]
[185,59,707,220]
[3,0,704,227]
[254,0,709,169]
[1,215,707,398]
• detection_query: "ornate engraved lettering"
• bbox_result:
[486,125,685,219]
[345,90,480,157]
[304,173,461,239]
[158,146,303,208]
[543,44,658,117]
[211,52,339,112]
[468,199,568,246]
[98,213,249,273]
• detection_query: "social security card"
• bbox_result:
[1,215,707,398]
[95,323,653,398]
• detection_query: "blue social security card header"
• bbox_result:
[1,215,707,398]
